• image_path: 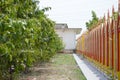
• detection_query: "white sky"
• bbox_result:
[39,0,118,36]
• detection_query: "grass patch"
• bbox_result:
[52,53,86,80]
[19,53,86,80]
[52,53,76,65]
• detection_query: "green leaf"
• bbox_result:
[9,54,12,62]
[25,38,29,44]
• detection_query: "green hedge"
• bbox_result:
[0,0,64,79]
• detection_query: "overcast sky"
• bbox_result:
[39,0,118,35]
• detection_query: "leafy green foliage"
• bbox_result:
[0,0,64,79]
[112,12,118,20]
[86,11,99,30]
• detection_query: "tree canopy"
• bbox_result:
[0,0,64,79]
[85,11,99,30]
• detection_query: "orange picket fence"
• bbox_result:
[76,7,120,80]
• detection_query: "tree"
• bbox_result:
[86,11,99,30]
[0,0,64,79]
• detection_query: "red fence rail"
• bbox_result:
[76,6,120,79]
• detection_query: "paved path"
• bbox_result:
[73,54,108,80]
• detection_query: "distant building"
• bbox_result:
[55,23,82,52]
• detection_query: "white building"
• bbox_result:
[55,23,82,52]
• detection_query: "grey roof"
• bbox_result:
[55,23,82,34]
[55,23,68,29]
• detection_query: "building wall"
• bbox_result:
[55,29,76,50]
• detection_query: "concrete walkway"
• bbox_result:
[73,54,108,80]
